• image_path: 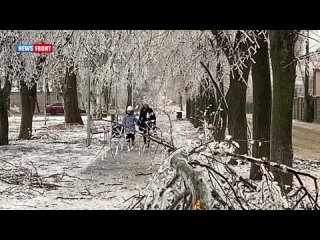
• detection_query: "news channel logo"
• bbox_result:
[16,44,53,54]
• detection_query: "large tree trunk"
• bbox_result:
[207,89,216,125]
[179,91,183,111]
[250,31,272,180]
[227,71,250,154]
[214,54,227,140]
[170,152,212,210]
[269,30,297,189]
[35,96,41,113]
[19,80,37,140]
[63,67,83,125]
[102,81,112,116]
[46,82,50,104]
[189,98,195,124]
[0,78,11,145]
[186,98,190,119]
[212,30,251,154]
[198,82,207,129]
[193,95,201,128]
[127,83,133,108]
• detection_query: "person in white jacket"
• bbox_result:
[122,106,138,146]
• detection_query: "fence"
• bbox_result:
[315,97,320,123]
[292,96,320,123]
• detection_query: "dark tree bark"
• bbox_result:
[269,30,298,189]
[127,83,133,108]
[206,89,216,125]
[193,95,201,128]
[0,76,11,145]
[35,96,41,113]
[212,30,251,154]
[200,60,227,141]
[103,81,112,116]
[215,54,227,140]
[189,97,195,124]
[192,97,199,126]
[19,54,46,139]
[179,91,183,111]
[126,69,134,108]
[198,81,207,129]
[186,98,190,119]
[46,81,50,104]
[63,66,83,125]
[227,73,249,155]
[19,80,37,140]
[250,31,272,180]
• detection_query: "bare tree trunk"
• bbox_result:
[95,87,102,120]
[104,82,112,116]
[179,91,183,111]
[207,89,216,125]
[35,96,41,113]
[193,95,201,128]
[186,98,190,119]
[0,77,11,145]
[63,67,83,125]
[186,87,191,119]
[250,31,272,180]
[19,80,37,140]
[269,30,298,189]
[214,55,227,140]
[46,81,50,104]
[212,30,251,154]
[227,71,249,154]
[197,82,207,129]
[127,83,133,108]
[189,98,194,124]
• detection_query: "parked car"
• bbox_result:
[46,102,86,115]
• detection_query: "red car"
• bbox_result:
[46,102,86,115]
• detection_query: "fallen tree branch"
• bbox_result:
[170,152,212,210]
[104,183,123,186]
[168,190,191,210]
[135,172,153,176]
[55,196,92,200]
[0,178,13,184]
[190,161,246,210]
[155,108,175,148]
[129,195,145,210]
[200,61,228,113]
[160,174,179,197]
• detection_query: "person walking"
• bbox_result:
[122,106,138,146]
[138,101,156,147]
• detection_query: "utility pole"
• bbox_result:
[303,30,312,122]
[44,76,47,125]
[87,75,91,146]
[131,73,134,107]
[115,84,118,123]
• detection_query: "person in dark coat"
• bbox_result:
[138,102,156,147]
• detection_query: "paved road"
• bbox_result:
[247,115,320,161]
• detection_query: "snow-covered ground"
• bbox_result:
[1,109,319,209]
[0,111,180,209]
